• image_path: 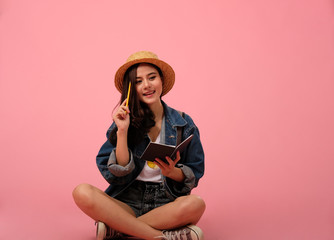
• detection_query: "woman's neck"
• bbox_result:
[149,100,164,121]
[147,101,164,142]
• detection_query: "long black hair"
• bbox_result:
[108,63,164,148]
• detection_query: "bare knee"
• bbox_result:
[72,183,96,209]
[185,195,206,213]
[176,195,206,219]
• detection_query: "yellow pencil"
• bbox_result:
[125,82,131,109]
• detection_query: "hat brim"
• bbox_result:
[115,58,175,96]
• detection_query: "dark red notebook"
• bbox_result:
[140,134,194,163]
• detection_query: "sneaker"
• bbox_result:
[159,225,204,240]
[95,221,124,240]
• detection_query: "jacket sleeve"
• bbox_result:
[96,123,136,185]
[107,149,135,177]
[166,114,205,196]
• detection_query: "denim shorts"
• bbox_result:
[115,180,175,217]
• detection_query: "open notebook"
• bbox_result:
[140,134,194,163]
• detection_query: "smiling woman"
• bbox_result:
[72,51,206,240]
[135,64,163,106]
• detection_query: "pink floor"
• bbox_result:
[1,171,334,240]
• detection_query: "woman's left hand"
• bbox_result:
[154,151,181,178]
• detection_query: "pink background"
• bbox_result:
[1,0,334,239]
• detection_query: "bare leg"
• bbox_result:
[72,183,162,240]
[138,195,206,230]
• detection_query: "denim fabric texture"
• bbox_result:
[115,180,176,217]
[96,101,205,198]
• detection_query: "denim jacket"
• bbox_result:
[96,101,205,198]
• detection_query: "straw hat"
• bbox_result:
[114,51,175,96]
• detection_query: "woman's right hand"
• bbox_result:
[113,99,130,132]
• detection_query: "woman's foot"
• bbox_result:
[96,221,124,240]
[158,225,204,240]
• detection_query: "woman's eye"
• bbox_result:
[135,80,142,84]
[149,76,156,80]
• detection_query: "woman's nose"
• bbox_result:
[143,79,150,88]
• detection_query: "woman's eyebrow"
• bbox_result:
[136,71,157,79]
[147,72,157,76]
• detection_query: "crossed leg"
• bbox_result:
[72,183,205,240]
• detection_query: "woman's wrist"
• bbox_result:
[117,128,128,137]
[166,167,185,182]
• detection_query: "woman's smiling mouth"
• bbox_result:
[143,90,156,96]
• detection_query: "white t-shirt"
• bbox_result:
[136,131,162,182]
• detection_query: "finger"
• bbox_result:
[153,159,163,170]
[121,99,127,106]
[119,106,130,116]
[164,156,174,166]
[155,158,168,169]
[173,151,181,164]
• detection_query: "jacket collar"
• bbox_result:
[162,100,187,128]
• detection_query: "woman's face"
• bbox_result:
[135,63,163,106]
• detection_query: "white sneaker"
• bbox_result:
[95,221,124,240]
[159,225,204,240]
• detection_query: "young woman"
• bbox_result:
[72,51,205,240]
